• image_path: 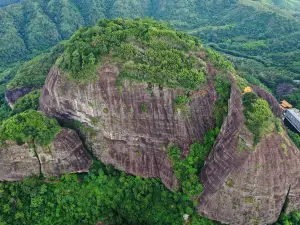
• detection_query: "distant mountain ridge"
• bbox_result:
[0,0,300,106]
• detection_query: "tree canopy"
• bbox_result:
[0,110,60,146]
[58,19,206,90]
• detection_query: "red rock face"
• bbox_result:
[0,129,93,181]
[198,82,300,225]
[36,129,93,177]
[0,142,40,181]
[39,63,300,224]
[39,64,217,189]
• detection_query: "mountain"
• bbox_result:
[0,0,300,112]
[1,18,300,225]
[258,0,300,11]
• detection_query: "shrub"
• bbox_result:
[243,96,274,144]
[59,19,206,90]
[11,90,41,115]
[167,129,218,199]
[175,95,189,105]
[0,110,60,146]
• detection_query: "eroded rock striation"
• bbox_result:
[36,129,93,177]
[0,129,92,181]
[198,82,300,225]
[40,64,217,189]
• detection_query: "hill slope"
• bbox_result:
[0,0,300,108]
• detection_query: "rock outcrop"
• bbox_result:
[38,60,300,224]
[0,142,40,181]
[39,64,217,189]
[198,82,300,225]
[36,129,93,177]
[5,87,33,108]
[0,129,92,181]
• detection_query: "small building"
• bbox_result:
[285,108,300,133]
[243,87,252,93]
[280,100,293,111]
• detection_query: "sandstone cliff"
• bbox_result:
[198,82,300,225]
[0,129,92,181]
[39,64,217,189]
[38,59,300,225]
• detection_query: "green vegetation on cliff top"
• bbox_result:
[58,19,206,90]
[242,92,275,144]
[1,0,300,107]
[0,110,60,146]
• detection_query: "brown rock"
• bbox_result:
[198,82,300,225]
[0,128,92,180]
[39,63,300,224]
[39,64,217,189]
[36,129,93,177]
[0,142,40,181]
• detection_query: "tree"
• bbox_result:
[0,110,60,146]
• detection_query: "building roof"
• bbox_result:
[287,108,300,123]
[281,100,293,108]
[244,87,252,93]
[280,105,287,111]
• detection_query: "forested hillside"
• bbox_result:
[1,0,300,108]
[0,1,300,224]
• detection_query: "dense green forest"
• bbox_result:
[0,1,300,224]
[59,19,206,89]
[0,161,219,225]
[0,0,20,7]
[0,0,300,108]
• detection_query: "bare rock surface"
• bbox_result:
[198,82,300,225]
[39,64,217,189]
[0,142,40,181]
[36,129,93,177]
[5,87,32,108]
[0,129,92,180]
[39,63,300,224]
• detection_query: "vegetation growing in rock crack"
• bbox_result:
[242,92,275,144]
[167,129,219,199]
